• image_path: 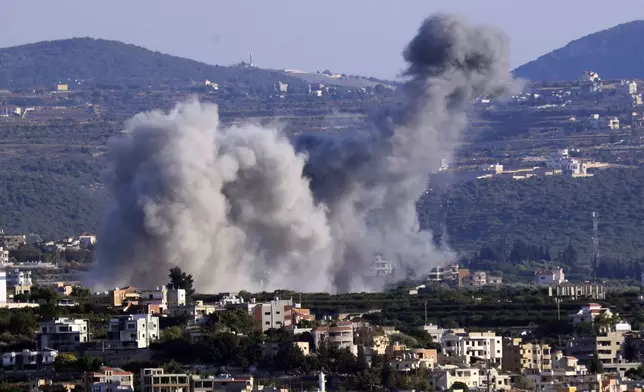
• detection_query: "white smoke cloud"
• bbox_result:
[89,14,520,293]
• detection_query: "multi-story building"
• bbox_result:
[427,264,459,283]
[431,365,481,390]
[502,338,552,373]
[191,374,253,392]
[84,366,134,392]
[0,247,8,264]
[170,300,215,325]
[38,318,90,351]
[571,303,613,327]
[78,233,97,247]
[441,331,503,366]
[313,325,355,353]
[7,269,32,287]
[167,288,186,307]
[596,332,627,366]
[390,348,437,372]
[253,297,293,332]
[140,368,190,392]
[140,286,167,311]
[0,234,26,250]
[1,349,58,369]
[107,314,159,349]
[110,286,140,308]
[373,255,393,276]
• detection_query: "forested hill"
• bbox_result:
[419,167,644,262]
[0,38,306,89]
[514,20,644,80]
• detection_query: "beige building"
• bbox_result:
[596,332,626,365]
[84,366,134,392]
[140,368,189,392]
[502,338,552,373]
[431,365,510,391]
[313,325,355,352]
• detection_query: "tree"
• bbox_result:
[451,381,469,392]
[161,326,183,342]
[54,353,78,372]
[167,267,195,296]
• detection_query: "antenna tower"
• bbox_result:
[591,211,599,282]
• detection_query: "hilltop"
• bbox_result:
[0,37,307,89]
[514,20,644,81]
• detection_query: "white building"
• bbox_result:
[441,331,503,366]
[0,247,8,264]
[85,366,134,392]
[373,255,393,276]
[427,264,459,283]
[167,288,186,307]
[571,303,614,327]
[535,268,566,285]
[140,286,167,311]
[78,233,97,247]
[171,300,215,325]
[38,318,90,351]
[7,269,32,287]
[107,314,159,349]
[1,349,58,368]
[0,269,6,304]
[254,297,293,332]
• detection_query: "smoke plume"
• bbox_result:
[90,14,519,293]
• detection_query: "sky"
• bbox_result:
[1,0,643,80]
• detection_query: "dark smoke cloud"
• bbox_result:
[88,14,520,293]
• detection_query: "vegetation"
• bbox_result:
[420,167,644,263]
[167,267,195,296]
[0,38,307,90]
[514,20,644,80]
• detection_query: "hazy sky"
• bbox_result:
[1,0,643,80]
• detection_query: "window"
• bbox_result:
[265,321,270,325]
[276,311,280,314]
[264,312,270,316]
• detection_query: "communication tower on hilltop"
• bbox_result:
[249,53,253,67]
[591,211,599,282]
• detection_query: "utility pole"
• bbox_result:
[555,298,562,321]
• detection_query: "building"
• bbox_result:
[441,331,503,366]
[427,264,459,283]
[596,332,627,366]
[313,325,355,352]
[253,297,293,332]
[7,269,32,287]
[468,271,487,286]
[609,117,620,130]
[56,84,69,92]
[84,366,134,392]
[140,368,190,392]
[0,247,8,264]
[277,82,288,93]
[140,286,167,312]
[535,268,566,285]
[167,288,186,307]
[0,234,26,250]
[107,314,159,349]
[502,338,552,373]
[38,318,90,351]
[78,233,97,247]
[571,303,613,327]
[110,286,140,308]
[548,283,606,300]
[191,374,253,392]
[170,300,215,325]
[1,349,58,369]
[373,255,393,276]
[432,365,481,390]
[0,269,6,304]
[390,348,437,372]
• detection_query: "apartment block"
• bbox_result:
[1,349,58,369]
[107,314,159,349]
[441,331,503,366]
[140,368,190,392]
[390,348,438,372]
[502,338,552,373]
[313,325,355,353]
[253,297,293,332]
[38,318,90,351]
[84,366,134,392]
